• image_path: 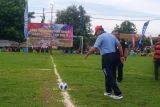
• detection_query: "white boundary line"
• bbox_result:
[50,55,75,107]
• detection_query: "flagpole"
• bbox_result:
[26,0,29,53]
[24,0,29,52]
[150,35,153,46]
[50,3,54,26]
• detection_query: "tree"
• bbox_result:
[113,24,120,32]
[114,20,137,34]
[142,37,151,48]
[55,5,92,50]
[0,0,26,42]
[56,5,92,36]
[28,12,35,23]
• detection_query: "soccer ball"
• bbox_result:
[59,82,68,91]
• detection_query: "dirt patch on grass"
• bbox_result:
[40,79,64,107]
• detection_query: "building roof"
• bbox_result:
[0,40,19,47]
[119,33,141,40]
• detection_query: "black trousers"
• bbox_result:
[116,58,124,81]
[102,53,122,96]
[112,56,124,82]
[154,60,160,80]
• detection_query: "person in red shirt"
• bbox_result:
[154,35,160,80]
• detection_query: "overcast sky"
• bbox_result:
[29,0,160,36]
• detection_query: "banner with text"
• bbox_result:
[28,23,73,48]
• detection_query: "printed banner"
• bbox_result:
[28,23,73,47]
[138,20,150,49]
[142,21,150,36]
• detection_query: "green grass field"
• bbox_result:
[53,51,160,107]
[0,52,64,107]
[0,52,160,107]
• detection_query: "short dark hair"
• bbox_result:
[112,30,120,35]
[158,34,160,37]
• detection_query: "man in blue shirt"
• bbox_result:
[85,26,124,100]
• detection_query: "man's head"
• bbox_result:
[95,25,104,36]
[112,30,120,39]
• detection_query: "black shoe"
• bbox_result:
[117,78,122,83]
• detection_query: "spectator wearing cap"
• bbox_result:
[153,34,160,80]
[112,30,128,82]
[85,25,125,100]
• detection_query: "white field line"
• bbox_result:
[0,69,52,71]
[38,69,52,71]
[50,55,75,107]
[29,69,52,71]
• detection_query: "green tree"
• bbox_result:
[113,24,120,32]
[142,37,151,48]
[56,5,92,36]
[28,12,35,23]
[55,5,92,50]
[0,0,25,42]
[114,20,137,34]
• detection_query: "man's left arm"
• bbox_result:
[117,43,125,64]
[115,38,125,64]
[124,48,128,60]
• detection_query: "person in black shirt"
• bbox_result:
[112,30,128,82]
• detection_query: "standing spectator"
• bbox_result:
[112,30,128,82]
[153,35,160,80]
[85,25,125,100]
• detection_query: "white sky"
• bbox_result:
[28,0,160,37]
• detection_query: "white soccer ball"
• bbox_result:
[59,82,68,91]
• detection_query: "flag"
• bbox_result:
[138,39,142,49]
[142,21,150,36]
[138,20,150,48]
[24,0,28,38]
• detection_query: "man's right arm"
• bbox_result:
[84,47,98,59]
[85,36,102,59]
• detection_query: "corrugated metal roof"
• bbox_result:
[0,40,19,47]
